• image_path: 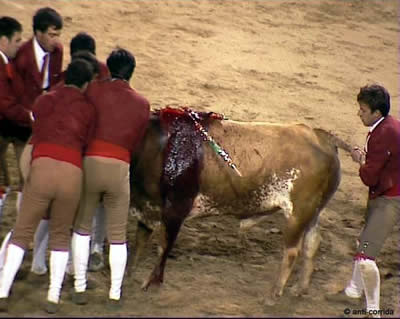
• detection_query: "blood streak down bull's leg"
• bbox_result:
[141,118,203,290]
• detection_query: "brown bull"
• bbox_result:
[127,109,350,305]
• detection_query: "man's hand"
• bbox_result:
[351,147,366,165]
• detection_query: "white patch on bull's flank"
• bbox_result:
[256,168,300,220]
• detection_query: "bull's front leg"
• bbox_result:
[141,222,168,290]
[142,197,194,291]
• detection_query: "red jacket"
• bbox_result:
[360,115,400,199]
[0,57,32,126]
[85,79,150,162]
[32,86,95,168]
[14,38,63,110]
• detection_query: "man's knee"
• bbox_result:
[107,226,126,244]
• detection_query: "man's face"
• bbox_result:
[357,102,381,127]
[0,31,22,58]
[36,26,61,52]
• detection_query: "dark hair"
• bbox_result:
[0,16,22,40]
[106,48,136,81]
[70,32,96,55]
[71,50,99,75]
[357,84,390,117]
[33,7,63,33]
[65,59,93,88]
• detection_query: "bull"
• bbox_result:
[127,108,350,305]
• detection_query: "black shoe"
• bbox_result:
[72,291,88,305]
[0,298,8,312]
[106,298,122,311]
[88,253,105,272]
[45,301,59,314]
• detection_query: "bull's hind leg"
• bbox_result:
[126,221,153,279]
[290,216,321,297]
[264,217,304,306]
[141,197,194,290]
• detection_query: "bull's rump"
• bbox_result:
[199,120,340,217]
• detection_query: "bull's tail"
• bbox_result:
[313,128,353,153]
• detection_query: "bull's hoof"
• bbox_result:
[262,296,277,307]
[261,290,281,307]
[141,278,162,291]
[141,282,149,291]
[289,283,309,297]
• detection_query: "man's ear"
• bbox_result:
[0,35,9,47]
[373,109,383,118]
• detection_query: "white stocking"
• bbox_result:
[345,260,363,298]
[0,244,25,298]
[47,251,68,304]
[109,243,127,300]
[72,232,90,293]
[359,259,380,318]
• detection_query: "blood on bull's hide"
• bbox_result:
[127,108,351,305]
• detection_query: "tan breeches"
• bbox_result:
[11,157,82,251]
[73,156,130,244]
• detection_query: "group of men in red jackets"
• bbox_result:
[0,7,150,314]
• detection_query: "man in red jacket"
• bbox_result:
[327,84,400,318]
[10,7,64,278]
[71,48,150,308]
[0,17,32,218]
[0,58,95,314]
[0,7,63,211]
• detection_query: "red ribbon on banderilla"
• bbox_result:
[183,107,243,177]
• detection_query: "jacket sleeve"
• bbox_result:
[359,131,391,187]
[0,66,32,127]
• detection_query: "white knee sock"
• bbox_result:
[72,232,90,293]
[31,219,49,275]
[91,205,106,255]
[47,251,69,304]
[0,231,12,273]
[109,243,127,300]
[0,244,25,298]
[345,260,363,298]
[359,259,380,317]
[65,246,74,276]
